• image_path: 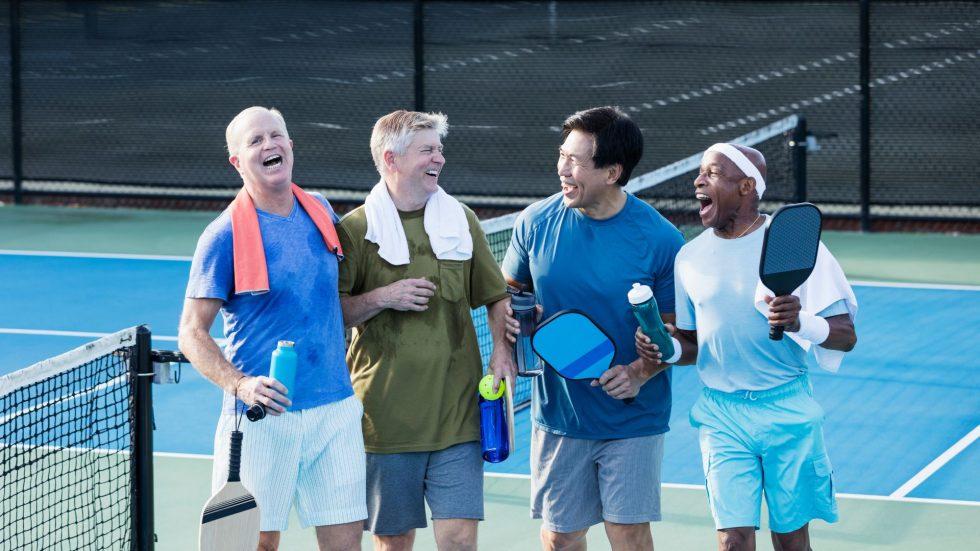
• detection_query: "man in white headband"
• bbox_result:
[636,143,858,551]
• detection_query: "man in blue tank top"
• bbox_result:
[501,106,684,551]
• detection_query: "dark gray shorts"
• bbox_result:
[531,427,665,533]
[364,441,484,536]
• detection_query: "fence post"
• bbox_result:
[413,0,425,112]
[9,0,23,204]
[859,0,871,231]
[791,116,808,204]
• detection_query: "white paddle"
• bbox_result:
[199,430,260,551]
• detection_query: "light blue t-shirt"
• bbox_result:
[675,220,848,392]
[185,194,353,412]
[502,193,685,439]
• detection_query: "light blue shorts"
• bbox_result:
[690,375,838,534]
[211,395,368,532]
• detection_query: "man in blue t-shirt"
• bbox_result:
[178,107,366,550]
[638,143,857,551]
[500,106,684,550]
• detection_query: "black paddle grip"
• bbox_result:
[228,430,244,482]
[770,324,785,341]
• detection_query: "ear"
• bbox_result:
[383,150,397,173]
[229,155,241,172]
[738,177,755,196]
[605,164,623,186]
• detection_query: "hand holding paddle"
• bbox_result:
[759,203,822,340]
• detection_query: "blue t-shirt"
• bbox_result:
[185,194,353,412]
[502,193,685,439]
[675,221,849,392]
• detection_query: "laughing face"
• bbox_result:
[229,110,294,191]
[694,151,749,231]
[557,129,617,213]
[391,128,445,199]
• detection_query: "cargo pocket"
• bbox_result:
[810,454,838,517]
[438,260,465,302]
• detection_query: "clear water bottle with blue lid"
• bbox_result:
[510,289,542,377]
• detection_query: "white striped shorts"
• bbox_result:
[210,394,368,532]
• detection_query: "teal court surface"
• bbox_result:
[1,205,978,549]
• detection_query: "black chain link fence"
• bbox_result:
[0,1,977,228]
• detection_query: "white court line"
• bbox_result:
[890,425,980,498]
[4,250,978,292]
[0,328,177,342]
[0,249,192,261]
[155,453,980,506]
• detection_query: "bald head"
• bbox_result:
[731,144,766,182]
[703,143,767,198]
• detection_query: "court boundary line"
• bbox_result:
[2,250,978,291]
[155,452,980,507]
[890,425,980,498]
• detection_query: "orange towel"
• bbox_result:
[230,183,343,295]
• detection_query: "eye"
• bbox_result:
[250,136,261,145]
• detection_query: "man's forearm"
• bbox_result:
[340,288,388,327]
[672,329,699,366]
[178,328,241,395]
[818,314,857,352]
[487,297,514,357]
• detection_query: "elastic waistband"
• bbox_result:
[703,374,810,403]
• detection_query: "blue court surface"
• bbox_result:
[1,251,978,505]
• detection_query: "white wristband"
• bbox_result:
[792,311,830,344]
[665,337,682,364]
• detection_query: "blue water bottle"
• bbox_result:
[478,375,510,463]
[628,283,676,361]
[269,340,297,406]
[245,340,297,421]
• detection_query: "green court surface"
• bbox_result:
[156,455,978,550]
[4,203,979,550]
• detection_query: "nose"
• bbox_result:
[434,150,445,165]
[557,155,571,176]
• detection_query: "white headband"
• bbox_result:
[704,143,766,198]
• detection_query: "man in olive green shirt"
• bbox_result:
[338,110,514,551]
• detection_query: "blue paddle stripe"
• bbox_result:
[561,339,615,378]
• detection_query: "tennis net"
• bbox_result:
[0,326,154,550]
[473,115,801,406]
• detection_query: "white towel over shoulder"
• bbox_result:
[364,180,473,266]
[754,242,858,373]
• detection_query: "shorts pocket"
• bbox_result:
[438,260,465,302]
[810,455,837,513]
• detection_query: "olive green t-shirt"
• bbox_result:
[337,204,508,453]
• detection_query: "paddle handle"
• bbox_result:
[769,324,785,341]
[228,431,243,482]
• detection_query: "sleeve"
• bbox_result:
[185,225,233,302]
[674,254,697,331]
[651,228,686,314]
[465,209,509,309]
[336,217,361,297]
[817,299,850,318]
[312,193,341,224]
[500,209,532,286]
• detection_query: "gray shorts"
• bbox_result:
[364,441,484,536]
[531,427,665,533]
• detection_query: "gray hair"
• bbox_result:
[370,110,448,175]
[225,106,289,157]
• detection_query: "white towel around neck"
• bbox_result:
[364,180,473,266]
[753,240,858,373]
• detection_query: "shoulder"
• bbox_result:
[338,205,368,236]
[196,210,233,250]
[676,229,712,261]
[627,196,682,235]
[515,193,565,234]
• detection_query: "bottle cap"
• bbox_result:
[627,282,653,305]
[509,289,536,311]
[277,340,295,348]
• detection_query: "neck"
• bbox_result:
[385,177,431,212]
[714,207,762,239]
[579,187,627,220]
[245,180,294,216]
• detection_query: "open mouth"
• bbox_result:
[696,193,713,216]
[425,169,439,178]
[262,154,283,169]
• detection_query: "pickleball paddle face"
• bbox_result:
[199,430,260,551]
[760,203,823,340]
[531,310,617,380]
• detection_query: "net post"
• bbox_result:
[413,0,425,111]
[791,116,807,203]
[9,0,23,204]
[859,0,872,232]
[132,325,155,550]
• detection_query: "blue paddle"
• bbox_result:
[760,203,823,340]
[531,310,632,403]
